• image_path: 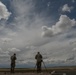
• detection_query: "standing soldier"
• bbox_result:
[10,53,17,73]
[35,52,43,73]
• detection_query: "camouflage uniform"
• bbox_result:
[10,53,16,73]
[35,52,43,73]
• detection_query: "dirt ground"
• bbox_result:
[0,67,76,75]
[0,71,67,75]
[0,73,51,75]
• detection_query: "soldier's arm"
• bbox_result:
[15,57,17,60]
[40,55,43,59]
[35,55,37,59]
[40,55,43,61]
[14,56,17,60]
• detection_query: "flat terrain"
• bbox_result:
[0,66,76,75]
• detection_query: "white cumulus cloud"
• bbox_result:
[8,48,20,53]
[62,4,73,12]
[42,15,76,37]
[0,1,11,20]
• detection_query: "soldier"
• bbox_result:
[35,52,43,73]
[10,53,17,73]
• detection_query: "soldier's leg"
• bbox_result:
[37,62,39,73]
[13,66,15,73]
[40,62,42,72]
[12,67,14,73]
[39,62,41,73]
[10,66,12,73]
[11,64,13,73]
[12,64,15,73]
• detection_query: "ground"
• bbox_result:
[0,67,76,75]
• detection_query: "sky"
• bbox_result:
[0,0,76,68]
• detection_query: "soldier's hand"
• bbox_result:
[41,60,43,62]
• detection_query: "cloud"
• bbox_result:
[8,48,20,53]
[72,0,75,3]
[47,2,50,7]
[66,55,75,61]
[0,0,46,64]
[0,48,9,58]
[0,48,9,64]
[42,15,76,37]
[62,4,73,12]
[0,1,11,20]
[42,26,53,37]
[0,48,9,54]
[1,38,12,43]
[72,48,76,51]
[0,0,76,66]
